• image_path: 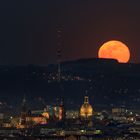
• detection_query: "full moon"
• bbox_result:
[98,40,130,63]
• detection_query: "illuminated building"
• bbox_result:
[53,106,63,121]
[42,112,49,119]
[112,108,126,115]
[51,100,65,121]
[43,105,63,121]
[66,110,79,119]
[26,114,47,125]
[59,98,66,121]
[80,96,93,120]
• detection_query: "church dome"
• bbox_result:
[80,96,93,119]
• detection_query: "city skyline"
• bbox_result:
[1,1,140,139]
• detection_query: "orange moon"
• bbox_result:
[98,40,130,63]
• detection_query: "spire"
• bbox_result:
[21,95,28,113]
[20,95,28,126]
[84,96,89,104]
[84,90,89,103]
[22,94,26,104]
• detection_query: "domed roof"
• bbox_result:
[80,96,93,119]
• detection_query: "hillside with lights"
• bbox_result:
[0,58,140,111]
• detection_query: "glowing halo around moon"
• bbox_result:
[98,40,130,63]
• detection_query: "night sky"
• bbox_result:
[0,0,140,65]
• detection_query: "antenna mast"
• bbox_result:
[57,26,63,82]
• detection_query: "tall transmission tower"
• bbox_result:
[56,26,63,82]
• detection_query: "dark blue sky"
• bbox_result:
[0,0,140,64]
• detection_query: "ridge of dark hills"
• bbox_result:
[0,58,140,110]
